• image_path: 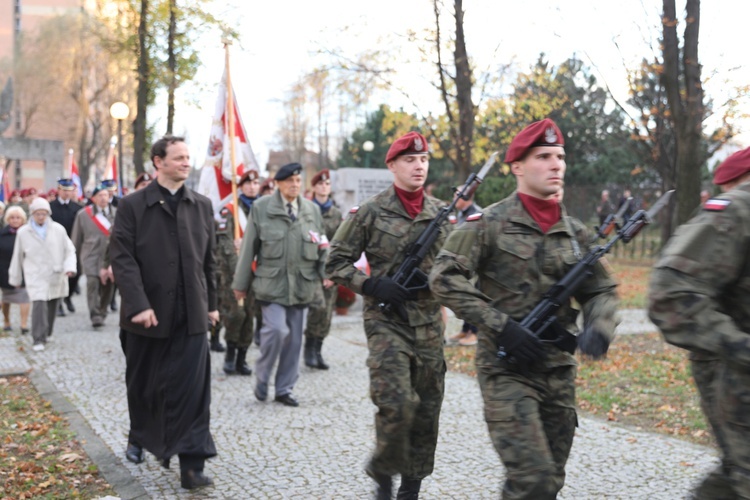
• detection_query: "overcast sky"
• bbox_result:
[164,0,750,172]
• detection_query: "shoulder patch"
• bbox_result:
[448,214,457,224]
[349,206,360,214]
[220,207,229,216]
[704,198,731,211]
[466,212,483,222]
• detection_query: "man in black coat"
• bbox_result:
[49,178,83,315]
[110,136,219,490]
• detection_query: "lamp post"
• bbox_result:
[363,140,374,169]
[109,102,129,197]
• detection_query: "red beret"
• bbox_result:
[239,169,259,185]
[713,147,750,185]
[20,188,29,197]
[134,172,153,188]
[504,118,565,164]
[385,131,429,163]
[260,179,276,191]
[311,169,330,186]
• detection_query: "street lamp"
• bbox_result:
[109,102,129,197]
[363,140,374,169]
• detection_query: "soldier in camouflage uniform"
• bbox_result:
[215,205,254,375]
[429,119,618,500]
[648,147,750,500]
[326,131,450,499]
[304,169,342,370]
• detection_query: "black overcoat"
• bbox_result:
[110,181,217,338]
[49,199,83,236]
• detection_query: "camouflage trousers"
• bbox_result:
[217,282,254,348]
[691,359,737,500]
[364,318,445,480]
[477,363,577,500]
[717,362,750,499]
[304,284,337,340]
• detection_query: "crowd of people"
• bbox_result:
[5,120,748,499]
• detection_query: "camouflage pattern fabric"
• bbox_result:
[428,192,618,498]
[305,202,342,341]
[365,318,445,480]
[649,183,750,499]
[326,185,450,479]
[215,207,254,347]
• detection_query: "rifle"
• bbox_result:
[498,190,674,358]
[595,196,632,239]
[380,152,499,314]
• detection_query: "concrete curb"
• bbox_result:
[28,368,149,500]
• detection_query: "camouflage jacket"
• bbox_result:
[429,192,618,368]
[326,185,451,327]
[232,190,327,306]
[648,182,750,364]
[215,205,240,279]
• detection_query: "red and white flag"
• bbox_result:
[198,69,259,218]
[103,138,117,182]
[68,149,83,198]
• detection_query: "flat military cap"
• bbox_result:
[504,118,565,164]
[275,162,303,181]
[713,147,750,185]
[311,169,331,186]
[385,131,429,163]
[57,178,76,190]
[101,179,117,190]
[134,172,153,189]
[91,184,107,197]
[239,169,260,185]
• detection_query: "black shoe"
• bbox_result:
[397,477,422,500]
[181,469,214,490]
[274,393,299,407]
[92,321,104,328]
[64,297,75,313]
[210,338,225,352]
[315,339,329,370]
[20,328,29,335]
[254,384,267,402]
[57,303,66,317]
[235,348,252,376]
[223,343,237,374]
[161,457,171,469]
[366,465,393,500]
[125,442,144,464]
[110,297,118,312]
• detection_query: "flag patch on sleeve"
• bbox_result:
[704,198,731,211]
[349,206,360,214]
[448,214,457,224]
[466,213,483,222]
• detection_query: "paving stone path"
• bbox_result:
[3,290,713,499]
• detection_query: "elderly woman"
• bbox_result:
[9,198,77,351]
[0,206,31,333]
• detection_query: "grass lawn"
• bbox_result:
[445,258,713,447]
[0,376,116,499]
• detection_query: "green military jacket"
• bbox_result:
[326,185,451,327]
[232,190,327,306]
[648,183,750,364]
[429,192,618,368]
[319,202,343,242]
[215,205,239,276]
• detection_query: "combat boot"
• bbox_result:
[235,347,252,376]
[223,343,237,374]
[366,465,392,500]
[210,325,225,352]
[314,338,329,370]
[396,477,421,499]
[304,337,318,368]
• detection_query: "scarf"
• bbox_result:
[313,196,333,214]
[239,194,256,212]
[517,192,561,234]
[394,185,424,219]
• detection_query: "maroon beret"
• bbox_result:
[311,169,330,186]
[260,179,276,191]
[713,147,750,185]
[238,169,259,185]
[504,118,565,164]
[385,131,429,163]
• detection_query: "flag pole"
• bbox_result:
[67,148,74,178]
[223,39,241,244]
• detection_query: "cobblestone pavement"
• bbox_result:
[5,290,716,499]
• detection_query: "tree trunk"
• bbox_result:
[133,0,149,175]
[166,0,176,134]
[661,0,703,229]
[453,0,474,179]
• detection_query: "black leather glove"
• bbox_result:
[361,277,412,304]
[577,327,610,359]
[497,319,546,365]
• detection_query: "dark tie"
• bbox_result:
[287,202,296,222]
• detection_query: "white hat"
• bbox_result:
[29,197,51,214]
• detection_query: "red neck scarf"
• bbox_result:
[394,185,424,219]
[517,192,561,233]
